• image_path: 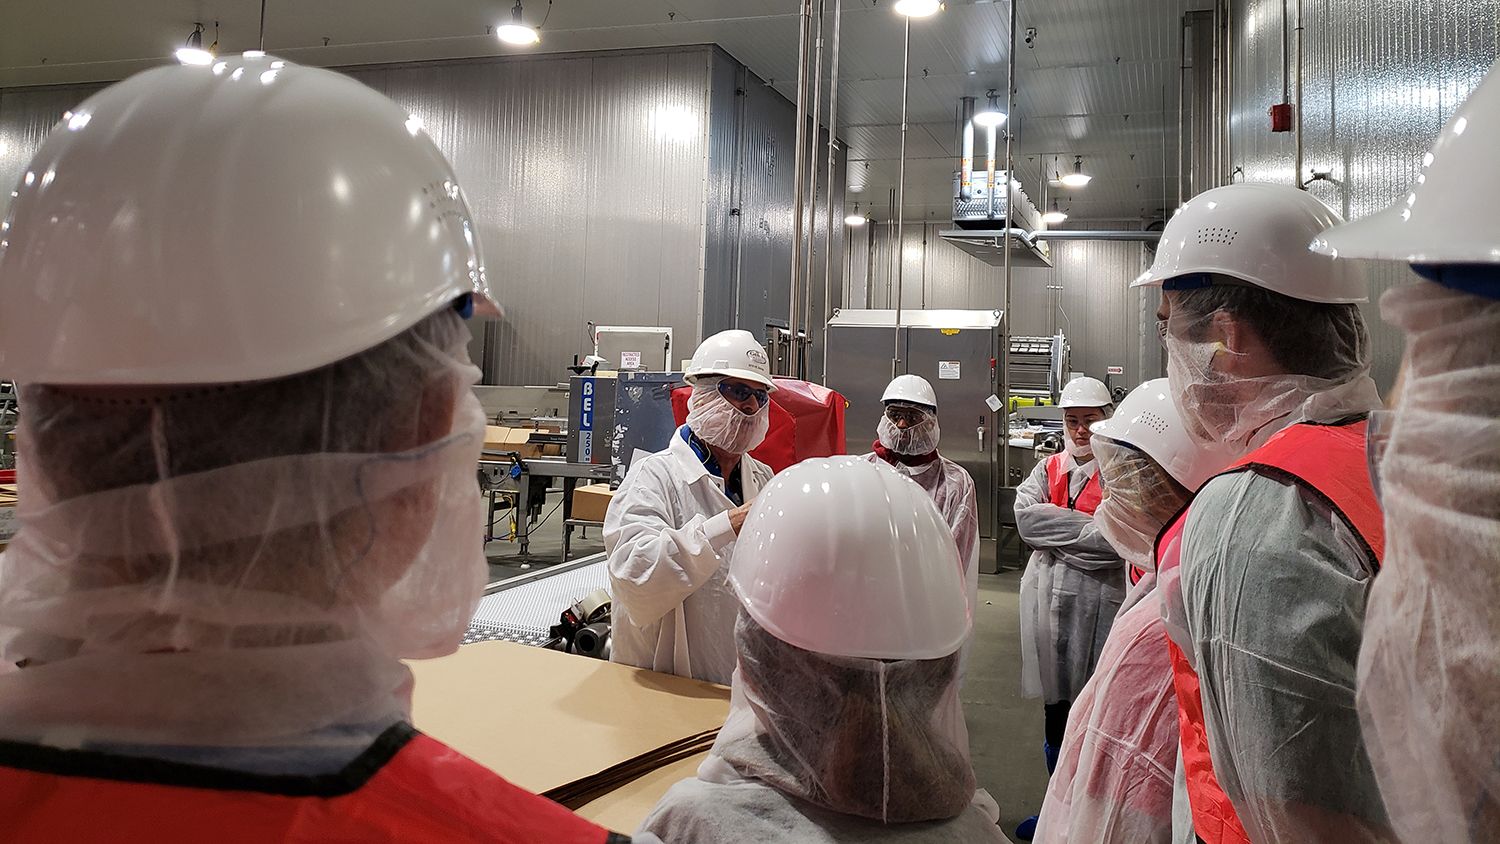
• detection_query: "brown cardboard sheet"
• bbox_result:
[407,641,729,797]
[573,750,709,833]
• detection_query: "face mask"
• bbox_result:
[687,384,770,454]
[878,413,940,456]
[1165,309,1340,457]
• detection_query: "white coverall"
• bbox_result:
[605,430,773,686]
[1016,454,1126,703]
[1164,423,1392,842]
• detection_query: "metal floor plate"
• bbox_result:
[463,554,610,646]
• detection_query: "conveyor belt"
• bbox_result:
[463,553,610,646]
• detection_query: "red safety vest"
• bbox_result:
[0,723,622,844]
[1045,452,1103,515]
[1157,420,1384,844]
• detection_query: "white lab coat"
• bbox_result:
[605,430,773,686]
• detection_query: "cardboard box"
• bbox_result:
[572,483,614,523]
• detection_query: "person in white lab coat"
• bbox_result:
[1014,375,1123,840]
[605,330,777,685]
[862,374,980,615]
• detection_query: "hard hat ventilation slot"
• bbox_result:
[1140,411,1169,433]
[1195,227,1238,245]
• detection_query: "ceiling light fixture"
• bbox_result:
[845,204,867,226]
[1059,155,1092,188]
[893,0,942,18]
[176,22,215,65]
[497,1,541,45]
[1042,199,1068,225]
[973,89,1007,128]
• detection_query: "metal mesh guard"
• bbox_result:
[462,558,611,646]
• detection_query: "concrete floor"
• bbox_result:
[484,493,1049,830]
[968,568,1048,830]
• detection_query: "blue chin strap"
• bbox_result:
[1411,264,1500,302]
[1161,273,1216,291]
[453,293,476,319]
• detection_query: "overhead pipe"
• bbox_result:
[1178,14,1188,206]
[820,0,844,384]
[787,0,813,377]
[957,96,976,200]
[803,0,827,381]
[1030,230,1164,242]
[1000,0,1018,497]
[892,15,912,375]
[1294,0,1304,187]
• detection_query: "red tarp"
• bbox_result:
[670,379,847,473]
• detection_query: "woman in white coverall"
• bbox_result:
[1014,376,1124,840]
[605,330,777,685]
[1312,61,1500,844]
[863,374,980,614]
[638,457,1009,843]
[1035,380,1231,844]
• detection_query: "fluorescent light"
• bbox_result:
[175,47,215,66]
[845,214,867,226]
[497,1,540,45]
[893,0,941,17]
[1042,210,1068,224]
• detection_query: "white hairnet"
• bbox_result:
[1358,280,1500,841]
[1036,591,1178,844]
[1164,285,1381,458]
[1090,436,1192,574]
[0,310,487,749]
[698,613,976,824]
[685,381,769,454]
[877,410,941,456]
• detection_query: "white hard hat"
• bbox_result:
[882,373,938,408]
[1058,376,1113,409]
[1088,378,1232,491]
[1311,60,1500,268]
[0,54,498,386]
[683,329,776,390]
[730,457,970,660]
[1132,182,1368,304]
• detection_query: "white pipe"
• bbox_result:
[892,16,911,375]
[1001,0,1017,494]
[787,0,813,376]
[821,0,844,384]
[803,0,826,379]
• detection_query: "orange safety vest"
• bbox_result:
[1157,419,1384,844]
[1045,451,1103,515]
[0,722,623,844]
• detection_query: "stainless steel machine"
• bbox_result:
[1007,334,1069,405]
[566,375,617,466]
[825,309,1003,548]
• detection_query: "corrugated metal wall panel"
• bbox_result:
[856,223,1150,384]
[1227,0,1499,391]
[0,51,723,386]
[351,50,714,385]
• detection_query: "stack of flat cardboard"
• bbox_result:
[408,641,730,833]
[483,425,563,459]
[0,483,17,549]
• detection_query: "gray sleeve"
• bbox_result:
[1180,472,1393,842]
[1015,460,1121,570]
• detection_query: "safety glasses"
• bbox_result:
[718,380,770,408]
[885,405,929,426]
